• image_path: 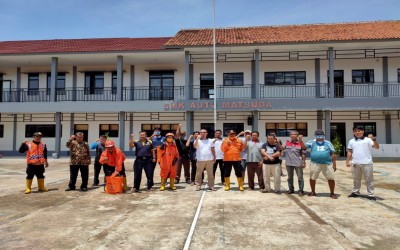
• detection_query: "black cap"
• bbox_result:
[314,129,325,135]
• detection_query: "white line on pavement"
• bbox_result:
[183,184,208,250]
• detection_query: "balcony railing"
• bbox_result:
[1,83,399,102]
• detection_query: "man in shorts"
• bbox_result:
[302,129,337,199]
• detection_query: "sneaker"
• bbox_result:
[80,187,88,192]
[286,190,295,194]
[208,187,217,191]
[298,191,305,197]
[92,183,99,187]
[260,189,267,193]
[195,186,201,191]
[134,189,141,193]
[348,193,359,198]
[368,196,376,201]
[65,187,75,191]
[147,187,154,191]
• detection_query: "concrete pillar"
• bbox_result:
[119,111,125,150]
[383,56,389,97]
[186,111,194,135]
[317,110,323,130]
[50,57,58,102]
[254,49,260,99]
[130,65,135,101]
[129,113,133,152]
[252,111,259,132]
[68,113,74,157]
[315,58,321,97]
[325,110,331,141]
[184,51,191,100]
[189,64,193,100]
[117,56,123,101]
[12,114,17,151]
[385,114,392,144]
[55,112,61,157]
[16,67,21,102]
[72,66,77,101]
[328,48,334,98]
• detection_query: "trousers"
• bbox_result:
[68,165,89,189]
[351,164,374,196]
[263,163,281,192]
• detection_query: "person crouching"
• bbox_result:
[157,133,179,191]
[99,140,128,192]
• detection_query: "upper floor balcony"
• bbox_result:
[1,82,399,102]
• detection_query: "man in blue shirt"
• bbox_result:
[129,131,156,192]
[90,135,107,186]
[301,129,337,199]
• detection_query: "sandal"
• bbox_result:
[330,194,338,199]
[308,192,316,197]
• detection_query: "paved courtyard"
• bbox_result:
[0,157,399,250]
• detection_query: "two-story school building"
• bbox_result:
[0,20,399,156]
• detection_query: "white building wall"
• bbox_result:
[193,62,252,85]
[391,119,400,144]
[388,57,400,82]
[0,122,13,151]
[134,64,184,87]
[260,60,316,83]
[320,58,383,83]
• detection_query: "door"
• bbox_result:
[330,123,346,156]
[0,79,11,102]
[74,124,89,142]
[200,123,215,138]
[328,70,344,98]
[200,73,214,99]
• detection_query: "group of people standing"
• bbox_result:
[19,125,379,200]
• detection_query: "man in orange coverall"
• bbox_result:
[157,133,179,191]
[99,140,128,192]
[221,130,244,191]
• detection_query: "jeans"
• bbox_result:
[286,165,304,192]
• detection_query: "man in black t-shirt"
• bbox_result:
[261,133,282,193]
[175,124,191,184]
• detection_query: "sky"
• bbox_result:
[0,0,399,41]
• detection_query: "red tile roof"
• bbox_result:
[0,37,172,55]
[165,21,400,47]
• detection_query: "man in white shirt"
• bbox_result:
[194,129,216,191]
[346,126,379,200]
[212,129,225,185]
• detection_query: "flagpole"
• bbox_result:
[212,0,217,130]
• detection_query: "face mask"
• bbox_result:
[166,138,174,143]
[316,135,325,140]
